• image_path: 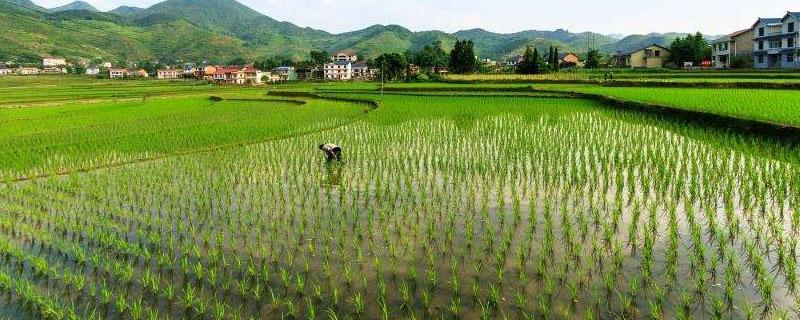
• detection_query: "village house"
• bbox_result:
[273,66,298,81]
[182,63,197,75]
[85,66,100,75]
[199,65,217,80]
[296,67,318,81]
[17,67,41,75]
[332,50,358,62]
[108,68,128,79]
[408,64,421,76]
[42,56,67,67]
[41,66,67,74]
[133,69,149,78]
[752,13,800,69]
[559,52,583,67]
[324,61,353,80]
[613,44,671,68]
[324,50,374,81]
[711,28,754,68]
[352,62,373,80]
[506,55,524,67]
[156,69,181,79]
[263,71,282,83]
[0,63,10,75]
[241,66,265,84]
[212,66,241,84]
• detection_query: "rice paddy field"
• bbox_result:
[1,76,800,319]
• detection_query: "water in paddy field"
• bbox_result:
[0,97,798,320]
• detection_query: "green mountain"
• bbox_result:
[109,6,144,16]
[4,0,47,11]
[50,1,98,12]
[0,0,690,64]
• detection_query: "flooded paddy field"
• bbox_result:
[0,92,798,319]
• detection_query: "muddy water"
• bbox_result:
[0,96,798,319]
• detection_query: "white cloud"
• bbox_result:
[29,0,800,35]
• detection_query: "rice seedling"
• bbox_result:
[1,84,798,319]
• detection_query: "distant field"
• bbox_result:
[0,78,368,181]
[445,70,800,83]
[536,84,800,127]
[2,81,799,319]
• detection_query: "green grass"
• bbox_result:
[1,81,799,320]
[537,84,800,127]
[0,84,367,180]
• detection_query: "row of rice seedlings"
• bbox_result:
[1,95,797,318]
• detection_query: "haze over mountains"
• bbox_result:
[0,0,703,64]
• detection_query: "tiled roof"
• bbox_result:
[755,17,782,26]
[730,28,752,37]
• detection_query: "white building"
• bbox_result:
[156,69,181,79]
[41,66,67,74]
[182,63,197,75]
[17,67,40,75]
[753,13,800,69]
[710,28,754,68]
[109,68,128,79]
[272,66,297,81]
[86,66,100,75]
[324,61,353,80]
[42,56,67,67]
[0,64,9,75]
[332,50,358,62]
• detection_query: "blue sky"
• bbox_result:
[33,0,800,35]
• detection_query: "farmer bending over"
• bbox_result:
[319,144,342,161]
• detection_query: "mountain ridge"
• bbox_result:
[49,1,98,12]
[1,0,694,63]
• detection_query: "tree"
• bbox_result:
[374,53,407,81]
[226,57,247,66]
[531,48,543,74]
[309,50,329,67]
[137,61,162,74]
[669,32,711,66]
[585,49,601,69]
[547,47,555,71]
[413,41,449,72]
[516,46,545,74]
[449,40,476,74]
[552,47,560,72]
[254,56,294,70]
[517,46,535,74]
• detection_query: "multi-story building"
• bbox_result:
[17,67,41,75]
[711,28,754,68]
[273,66,298,81]
[613,44,671,68]
[85,66,100,75]
[324,61,353,80]
[42,56,67,67]
[109,68,128,79]
[156,69,181,79]
[324,50,373,81]
[352,62,373,80]
[41,66,67,74]
[331,50,358,62]
[753,13,800,69]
